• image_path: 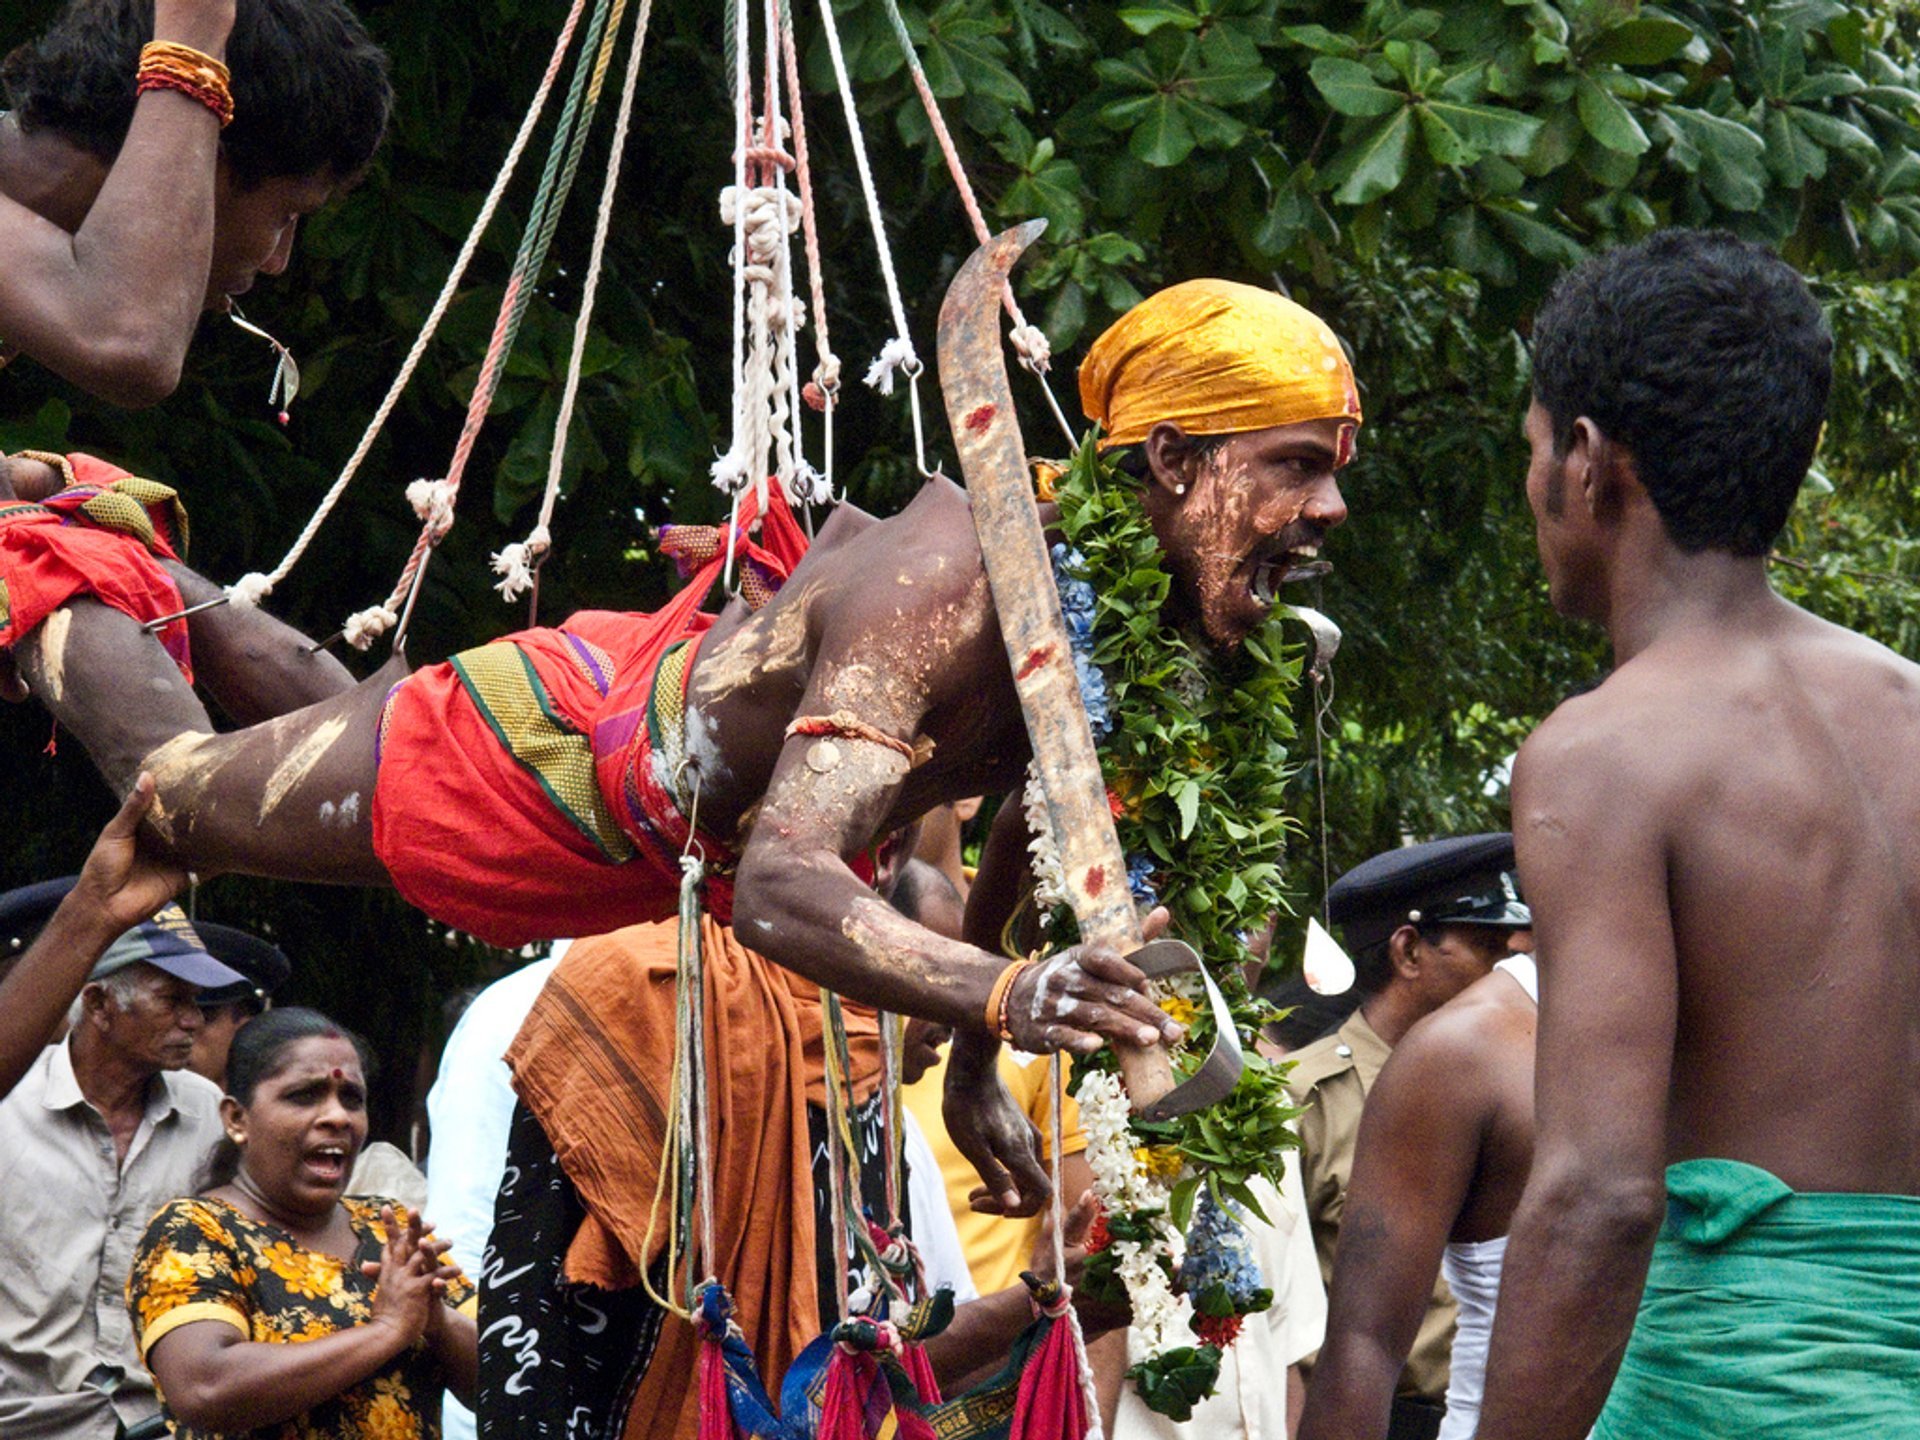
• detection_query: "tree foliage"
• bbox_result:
[3,0,1918,1120]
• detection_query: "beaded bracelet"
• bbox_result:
[135,41,234,128]
[985,957,1032,1044]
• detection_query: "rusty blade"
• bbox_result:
[937,221,1175,1113]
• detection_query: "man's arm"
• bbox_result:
[733,620,1181,1213]
[0,0,234,405]
[1296,1012,1489,1440]
[0,774,184,1095]
[1477,715,1676,1440]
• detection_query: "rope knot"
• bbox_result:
[342,604,399,652]
[227,572,274,609]
[1009,321,1053,370]
[406,477,459,540]
[489,522,552,602]
[864,335,919,396]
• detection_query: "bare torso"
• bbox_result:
[1547,600,1920,1194]
[687,477,1033,848]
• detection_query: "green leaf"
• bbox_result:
[1765,105,1826,186]
[1131,99,1197,167]
[1280,24,1361,58]
[1487,206,1586,265]
[1175,778,1200,838]
[1790,108,1881,162]
[1309,57,1404,118]
[1665,107,1768,210]
[1789,72,1866,103]
[1585,16,1697,67]
[1440,205,1517,283]
[1422,99,1543,158]
[1118,3,1200,37]
[1321,108,1415,203]
[1575,74,1650,155]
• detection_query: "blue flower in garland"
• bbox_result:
[1052,543,1112,738]
[1127,855,1159,906]
[1181,1191,1270,1317]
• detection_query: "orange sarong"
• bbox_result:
[506,917,880,1440]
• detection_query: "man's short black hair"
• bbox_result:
[3,0,392,189]
[1530,229,1832,557]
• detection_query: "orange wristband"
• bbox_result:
[985,958,1031,1043]
[136,41,234,127]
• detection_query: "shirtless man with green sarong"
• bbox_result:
[1478,230,1920,1439]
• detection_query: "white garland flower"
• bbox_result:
[1024,761,1067,917]
[1078,1069,1189,1361]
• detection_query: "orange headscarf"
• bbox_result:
[1078,278,1362,451]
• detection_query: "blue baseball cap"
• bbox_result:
[90,904,247,991]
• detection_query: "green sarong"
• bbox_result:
[1595,1158,1920,1437]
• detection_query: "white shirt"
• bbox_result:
[1112,1147,1326,1440]
[0,1042,223,1440]
[904,1109,978,1303]
[425,954,562,1440]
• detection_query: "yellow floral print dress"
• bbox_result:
[127,1196,475,1440]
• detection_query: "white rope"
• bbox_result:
[225,0,590,609]
[1053,1053,1105,1440]
[493,0,658,602]
[815,0,917,392]
[720,0,752,587]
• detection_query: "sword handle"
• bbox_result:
[1074,909,1176,1109]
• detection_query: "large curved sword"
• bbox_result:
[937,222,1242,1121]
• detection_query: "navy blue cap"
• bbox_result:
[91,904,246,990]
[190,922,291,1007]
[0,877,78,955]
[1328,833,1530,954]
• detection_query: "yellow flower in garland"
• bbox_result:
[1157,993,1198,1030]
[1133,1145,1185,1181]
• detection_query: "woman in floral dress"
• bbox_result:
[128,1008,476,1439]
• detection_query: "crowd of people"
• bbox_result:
[3,0,1918,1438]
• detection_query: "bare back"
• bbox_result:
[1529,597,1920,1195]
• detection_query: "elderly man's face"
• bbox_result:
[1147,417,1352,649]
[94,966,205,1073]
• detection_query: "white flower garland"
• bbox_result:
[1076,1069,1190,1357]
[1023,760,1067,917]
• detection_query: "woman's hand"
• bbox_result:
[361,1207,441,1347]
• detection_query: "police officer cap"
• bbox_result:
[189,922,292,1010]
[1327,832,1530,954]
[0,876,76,955]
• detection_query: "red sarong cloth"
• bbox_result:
[371,489,812,946]
[0,453,192,678]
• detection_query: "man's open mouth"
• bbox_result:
[1250,544,1331,605]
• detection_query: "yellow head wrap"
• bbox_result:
[1078,279,1362,452]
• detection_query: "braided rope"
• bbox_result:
[874,0,1081,449]
[221,0,594,612]
[493,0,659,601]
[814,0,916,388]
[347,0,629,647]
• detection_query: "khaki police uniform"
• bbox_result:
[1286,1006,1457,1407]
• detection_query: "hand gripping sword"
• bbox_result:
[938,221,1242,1121]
